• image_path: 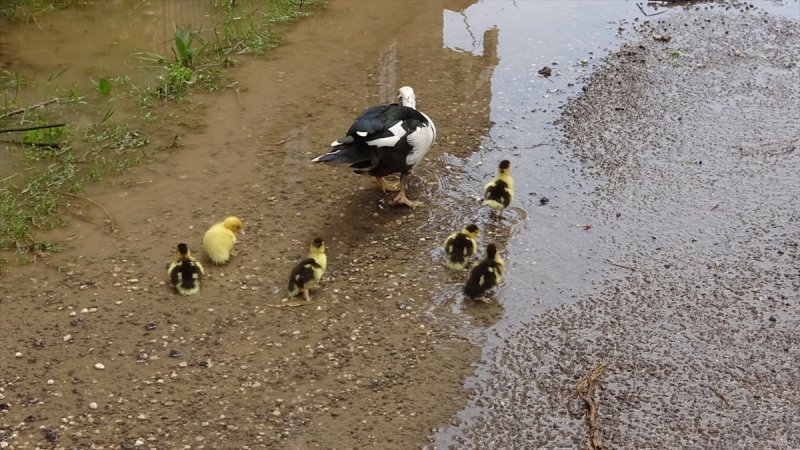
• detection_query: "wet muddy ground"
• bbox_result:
[434,5,800,449]
[1,1,799,449]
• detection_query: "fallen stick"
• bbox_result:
[710,386,731,408]
[0,123,66,134]
[0,98,61,120]
[63,192,119,234]
[604,259,636,271]
[567,355,620,450]
[637,3,667,17]
[266,302,311,308]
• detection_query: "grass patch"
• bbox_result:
[0,0,324,261]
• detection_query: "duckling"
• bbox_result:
[167,243,205,295]
[483,160,514,218]
[464,243,505,301]
[288,238,327,302]
[202,216,245,265]
[444,224,480,271]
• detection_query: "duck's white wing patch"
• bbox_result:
[405,124,435,166]
[365,121,406,148]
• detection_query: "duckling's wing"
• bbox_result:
[464,261,490,298]
[485,180,512,205]
[288,258,322,290]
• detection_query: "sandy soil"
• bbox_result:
[434,5,800,449]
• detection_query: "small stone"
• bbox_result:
[14,352,22,358]
[94,363,105,370]
[43,428,58,442]
[134,438,145,447]
[169,349,182,358]
[144,322,157,331]
[89,402,98,409]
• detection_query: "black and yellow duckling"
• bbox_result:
[464,243,505,301]
[483,160,514,218]
[444,223,480,271]
[288,238,327,302]
[168,243,205,296]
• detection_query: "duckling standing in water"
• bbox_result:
[203,216,245,265]
[464,243,505,302]
[444,224,480,271]
[168,243,205,296]
[483,160,514,218]
[288,238,327,302]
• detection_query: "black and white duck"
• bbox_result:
[311,86,436,208]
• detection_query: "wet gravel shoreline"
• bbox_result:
[434,6,800,448]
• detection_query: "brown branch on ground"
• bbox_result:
[63,192,119,234]
[637,3,667,17]
[0,122,66,134]
[0,98,61,120]
[265,302,312,311]
[604,259,636,271]
[710,386,731,408]
[566,355,620,450]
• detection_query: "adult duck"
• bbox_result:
[312,86,436,208]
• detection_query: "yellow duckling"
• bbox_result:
[464,243,505,301]
[483,160,514,218]
[167,243,205,296]
[444,223,480,271]
[288,238,327,302]
[202,216,245,264]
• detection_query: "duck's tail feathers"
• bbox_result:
[483,199,506,211]
[311,144,372,165]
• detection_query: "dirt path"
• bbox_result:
[0,1,498,448]
[434,6,800,448]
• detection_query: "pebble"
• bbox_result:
[89,402,98,409]
[14,352,22,358]
[94,363,105,370]
[134,438,145,447]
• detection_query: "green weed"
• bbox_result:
[0,0,325,261]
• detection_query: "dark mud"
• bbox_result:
[434,6,800,449]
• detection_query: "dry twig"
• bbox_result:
[567,355,620,450]
[0,98,61,120]
[604,259,636,271]
[265,302,312,311]
[63,192,119,234]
